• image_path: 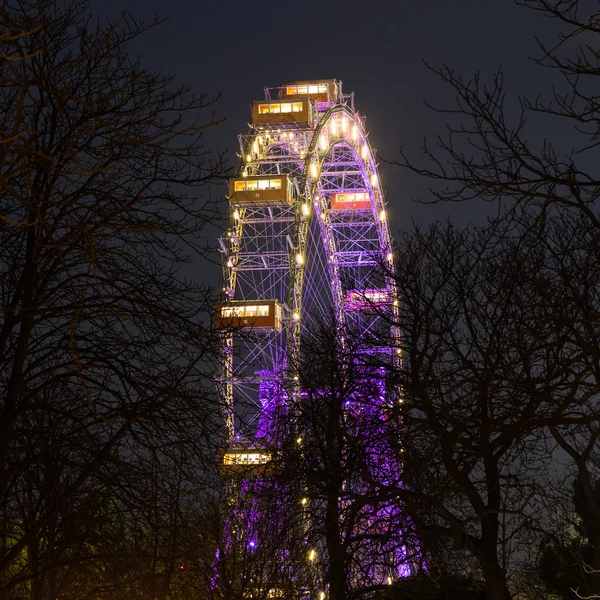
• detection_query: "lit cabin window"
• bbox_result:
[233,179,282,192]
[221,304,271,318]
[347,290,389,304]
[287,83,328,95]
[223,452,271,465]
[335,192,369,204]
[257,102,304,115]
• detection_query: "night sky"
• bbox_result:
[89,0,558,233]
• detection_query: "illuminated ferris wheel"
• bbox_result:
[217,78,398,470]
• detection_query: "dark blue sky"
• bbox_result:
[90,0,558,231]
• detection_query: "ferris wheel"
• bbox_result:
[217,79,399,471]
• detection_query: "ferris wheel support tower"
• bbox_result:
[215,79,412,597]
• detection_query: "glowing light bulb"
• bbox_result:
[296,253,304,265]
[227,259,233,268]
[309,162,318,178]
[387,577,393,585]
[341,116,347,133]
[301,203,311,217]
[246,154,252,162]
[319,134,328,151]
[296,436,303,444]
[387,252,394,262]
[352,124,358,141]
[361,144,368,160]
[233,210,240,220]
[330,119,337,136]
[242,169,248,177]
[293,313,300,322]
[379,209,386,221]
[301,497,308,505]
[371,173,378,187]
[320,593,326,600]
[252,139,259,153]
[308,549,316,561]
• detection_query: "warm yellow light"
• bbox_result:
[387,577,393,585]
[296,253,304,265]
[246,154,252,162]
[233,210,240,220]
[341,116,347,133]
[319,593,326,600]
[301,497,308,505]
[352,124,358,141]
[371,173,378,187]
[308,549,316,561]
[319,134,328,151]
[227,259,233,268]
[387,252,394,262]
[330,119,337,135]
[379,209,386,221]
[296,436,302,444]
[309,162,318,178]
[252,139,259,153]
[301,203,311,217]
[361,145,368,160]
[293,313,300,322]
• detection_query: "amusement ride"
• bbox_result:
[215,79,413,598]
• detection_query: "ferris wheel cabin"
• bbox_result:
[216,300,284,331]
[331,191,371,211]
[345,289,391,310]
[252,98,315,128]
[218,438,272,477]
[229,174,296,207]
[281,79,340,108]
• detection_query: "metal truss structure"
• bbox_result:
[219,81,399,442]
[215,80,408,598]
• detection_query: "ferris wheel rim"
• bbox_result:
[220,87,399,442]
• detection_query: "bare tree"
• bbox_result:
[277,315,421,600]
[383,2,600,596]
[384,209,600,600]
[392,1,600,224]
[0,0,228,596]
